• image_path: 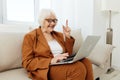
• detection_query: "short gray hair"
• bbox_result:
[38,9,56,26]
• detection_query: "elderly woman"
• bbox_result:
[22,9,94,80]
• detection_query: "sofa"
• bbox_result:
[0,24,114,80]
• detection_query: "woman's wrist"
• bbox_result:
[51,58,57,64]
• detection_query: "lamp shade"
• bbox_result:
[101,0,120,12]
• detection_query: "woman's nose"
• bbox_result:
[51,21,56,25]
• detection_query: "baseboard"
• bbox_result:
[112,65,120,71]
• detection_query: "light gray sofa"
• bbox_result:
[0,24,114,80]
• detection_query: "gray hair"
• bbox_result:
[38,9,56,26]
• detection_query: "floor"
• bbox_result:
[100,70,120,80]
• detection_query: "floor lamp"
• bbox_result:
[106,10,114,73]
[101,0,120,73]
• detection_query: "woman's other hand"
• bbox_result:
[50,53,69,64]
[63,20,71,38]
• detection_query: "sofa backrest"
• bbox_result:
[0,32,26,72]
[71,29,83,53]
[0,28,83,72]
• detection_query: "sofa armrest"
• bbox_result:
[88,44,114,68]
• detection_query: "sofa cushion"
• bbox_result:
[71,29,83,53]
[92,64,108,79]
[0,68,31,80]
[88,44,114,68]
[0,32,26,72]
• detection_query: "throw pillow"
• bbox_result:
[71,28,83,54]
[88,44,114,68]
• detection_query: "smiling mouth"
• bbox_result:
[48,26,54,28]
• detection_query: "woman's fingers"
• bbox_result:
[63,25,66,32]
[51,53,70,64]
[63,19,71,33]
[62,53,69,57]
[63,19,69,31]
[55,53,69,60]
[66,19,68,27]
[63,25,71,33]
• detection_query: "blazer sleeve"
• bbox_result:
[64,36,75,55]
[22,34,51,71]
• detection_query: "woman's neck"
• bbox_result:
[41,27,51,34]
[41,27,54,41]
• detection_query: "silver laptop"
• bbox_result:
[51,36,100,65]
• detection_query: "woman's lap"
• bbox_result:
[48,61,87,80]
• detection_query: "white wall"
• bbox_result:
[0,0,93,38]
[51,0,94,39]
[94,0,120,70]
[112,13,120,69]
[74,0,94,39]
[0,0,3,23]
[93,0,107,44]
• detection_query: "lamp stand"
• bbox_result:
[106,10,114,74]
[106,28,114,74]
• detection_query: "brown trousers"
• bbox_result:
[49,58,94,80]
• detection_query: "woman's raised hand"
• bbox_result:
[63,20,71,38]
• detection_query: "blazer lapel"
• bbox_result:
[36,28,50,50]
[36,28,65,55]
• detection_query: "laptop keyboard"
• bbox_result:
[61,53,76,62]
[62,57,74,62]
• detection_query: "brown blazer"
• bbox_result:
[22,27,75,80]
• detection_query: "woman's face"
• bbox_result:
[42,14,57,33]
